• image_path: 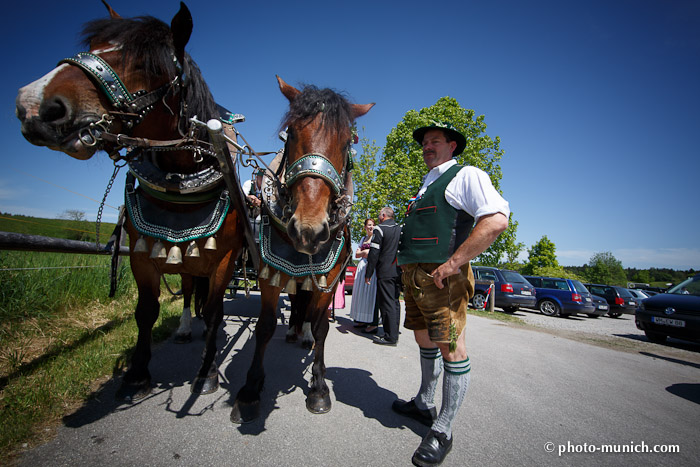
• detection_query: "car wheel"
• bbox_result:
[608,311,622,318]
[539,299,559,316]
[473,293,486,309]
[644,330,667,344]
[586,314,600,318]
[503,306,518,313]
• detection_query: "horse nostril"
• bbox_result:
[39,95,72,124]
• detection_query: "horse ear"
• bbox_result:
[101,0,121,18]
[277,75,301,102]
[350,103,375,119]
[171,2,193,61]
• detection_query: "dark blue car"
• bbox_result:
[523,276,597,318]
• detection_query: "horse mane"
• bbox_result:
[281,85,353,133]
[80,17,217,127]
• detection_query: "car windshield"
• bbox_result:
[502,271,529,284]
[667,275,700,296]
[571,280,589,294]
[616,287,634,298]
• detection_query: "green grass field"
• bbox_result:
[0,214,183,462]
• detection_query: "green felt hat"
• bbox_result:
[412,120,467,156]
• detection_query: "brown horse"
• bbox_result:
[230,77,373,423]
[15,3,247,400]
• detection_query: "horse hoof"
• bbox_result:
[301,340,314,350]
[306,392,331,414]
[116,381,151,402]
[191,375,219,394]
[174,333,192,344]
[285,334,298,344]
[230,400,260,424]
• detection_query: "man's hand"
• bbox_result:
[246,195,261,207]
[365,277,372,285]
[431,261,461,289]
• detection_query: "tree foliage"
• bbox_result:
[352,97,511,261]
[586,251,627,286]
[522,235,559,275]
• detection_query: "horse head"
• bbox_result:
[277,76,373,255]
[15,1,210,168]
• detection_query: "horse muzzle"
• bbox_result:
[287,215,331,255]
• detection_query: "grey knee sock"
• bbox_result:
[432,357,471,438]
[414,347,443,411]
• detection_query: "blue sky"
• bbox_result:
[2,0,699,270]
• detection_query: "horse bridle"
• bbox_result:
[58,50,186,151]
[261,132,354,237]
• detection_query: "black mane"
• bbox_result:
[281,85,353,132]
[80,16,217,124]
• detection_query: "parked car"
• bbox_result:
[344,265,357,294]
[583,284,638,318]
[472,266,536,313]
[635,274,700,344]
[627,288,651,304]
[523,276,598,318]
[590,295,609,317]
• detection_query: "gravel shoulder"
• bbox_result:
[491,306,700,364]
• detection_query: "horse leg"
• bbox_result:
[175,273,194,344]
[116,266,160,402]
[300,321,314,349]
[285,293,300,343]
[190,274,227,395]
[305,290,334,414]
[231,279,281,423]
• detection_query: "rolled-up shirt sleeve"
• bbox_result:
[445,166,510,223]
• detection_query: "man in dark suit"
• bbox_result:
[364,206,401,346]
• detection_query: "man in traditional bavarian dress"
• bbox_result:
[394,122,509,466]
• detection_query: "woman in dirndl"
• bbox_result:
[349,218,378,332]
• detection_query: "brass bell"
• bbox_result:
[166,244,183,264]
[150,240,167,258]
[270,271,281,287]
[259,264,270,279]
[301,276,313,291]
[318,275,328,288]
[133,236,148,253]
[284,278,297,294]
[204,236,217,250]
[185,241,200,257]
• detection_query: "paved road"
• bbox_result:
[17,294,700,466]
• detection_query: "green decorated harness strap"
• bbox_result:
[285,154,344,195]
[58,52,133,107]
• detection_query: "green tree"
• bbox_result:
[351,133,382,243]
[587,251,627,286]
[522,235,559,275]
[496,215,525,269]
[353,96,511,260]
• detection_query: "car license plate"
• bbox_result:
[520,290,531,295]
[585,297,591,302]
[598,305,608,310]
[629,301,636,306]
[345,271,353,276]
[652,317,685,327]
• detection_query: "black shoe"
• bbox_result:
[411,430,453,467]
[392,399,437,427]
[372,336,397,346]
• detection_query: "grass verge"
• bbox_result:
[0,250,185,463]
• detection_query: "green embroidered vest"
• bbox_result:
[397,164,474,266]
